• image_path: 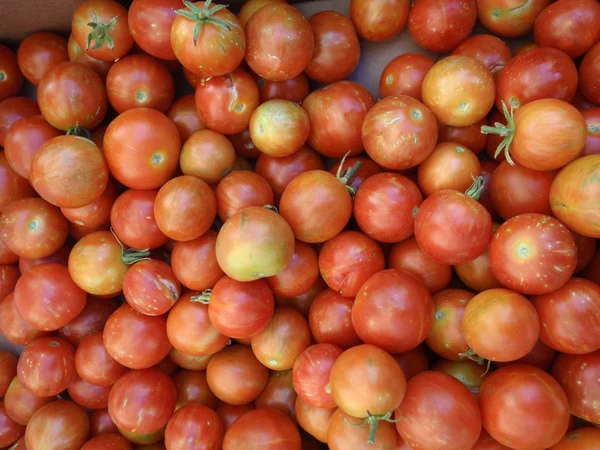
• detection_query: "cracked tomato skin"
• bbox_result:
[451,34,512,78]
[123,259,181,316]
[475,0,553,38]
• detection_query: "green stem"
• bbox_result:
[110,227,151,265]
[66,124,92,140]
[336,151,362,195]
[175,0,232,46]
[263,204,279,213]
[465,176,485,201]
[191,289,212,304]
[459,347,487,366]
[480,101,516,165]
[86,10,118,51]
[343,411,400,445]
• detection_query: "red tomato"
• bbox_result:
[245,4,313,81]
[451,34,512,77]
[167,94,204,142]
[207,344,268,405]
[0,239,18,265]
[550,155,600,238]
[550,427,600,450]
[379,53,434,101]
[438,118,489,155]
[354,173,423,243]
[75,332,127,387]
[108,368,176,434]
[480,365,570,449]
[470,429,512,450]
[328,409,397,450]
[476,0,552,37]
[409,0,476,52]
[254,369,297,419]
[266,241,318,297]
[350,0,409,42]
[89,408,118,437]
[0,294,49,346]
[169,348,213,371]
[238,0,287,27]
[171,230,224,291]
[580,42,600,105]
[216,403,255,431]
[173,369,218,410]
[363,96,438,170]
[302,81,375,158]
[56,292,116,345]
[295,397,334,444]
[25,401,90,450]
[352,269,434,353]
[216,171,274,222]
[67,375,111,410]
[425,289,473,361]
[432,359,489,394]
[71,0,133,61]
[573,232,597,272]
[308,288,361,350]
[495,47,578,110]
[3,376,53,426]
[0,152,35,211]
[489,214,577,294]
[61,181,117,229]
[0,45,23,101]
[128,0,180,60]
[223,408,301,450]
[395,372,482,450]
[180,129,236,184]
[119,428,165,446]
[318,231,385,298]
[251,306,312,370]
[255,73,310,104]
[123,260,180,316]
[329,157,382,193]
[422,56,495,127]
[580,108,600,156]
[66,34,113,80]
[106,54,174,113]
[0,97,40,147]
[0,352,17,398]
[0,264,19,305]
[104,108,181,190]
[82,433,132,450]
[534,0,600,59]
[532,278,600,354]
[0,401,25,448]
[17,32,68,85]
[165,404,223,449]
[37,62,107,131]
[454,239,504,294]
[216,206,295,281]
[392,346,430,381]
[305,11,360,83]
[497,339,556,371]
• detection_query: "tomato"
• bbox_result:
[480,364,570,449]
[303,81,375,158]
[495,47,578,111]
[0,198,67,259]
[254,369,297,419]
[395,371,481,450]
[169,348,213,371]
[171,230,223,291]
[329,157,382,193]
[216,403,255,431]
[476,0,552,37]
[206,344,268,405]
[167,95,204,142]
[106,54,174,113]
[295,397,334,444]
[534,0,600,59]
[17,32,68,85]
[255,73,310,104]
[414,182,493,265]
[454,239,504,293]
[580,42,600,105]
[223,408,301,450]
[550,427,600,450]
[205,276,274,339]
[307,289,361,350]
[0,152,35,211]
[379,53,434,101]
[180,130,235,185]
[104,108,181,190]
[580,108,600,157]
[251,306,311,370]
[498,339,556,371]
[119,428,165,446]
[451,34,512,77]
[354,173,423,243]
[108,368,175,434]
[550,155,600,238]
[60,182,116,230]
[66,34,112,80]
[305,11,360,83]
[432,359,488,395]
[173,370,218,410]
[418,142,481,197]
[89,408,118,437]
[194,68,259,135]
[165,404,223,449]
[552,351,600,424]
[238,0,287,26]
[0,45,23,101]
[318,231,385,298]
[216,206,294,281]
[255,146,323,200]
[363,96,438,170]
[37,62,107,131]
[574,232,597,272]
[438,118,489,155]
[128,0,179,60]
[0,264,19,305]
[0,401,25,448]
[74,332,127,387]
[25,401,90,450]
[122,260,180,316]
[0,294,49,346]
[328,409,396,450]
[0,352,17,398]
[4,115,61,179]
[215,172,272,223]
[68,375,112,410]
[392,347,429,382]
[82,433,133,450]
[422,56,495,127]
[489,214,577,294]
[0,239,18,266]
[0,97,40,147]
[71,0,133,61]
[349,0,409,42]
[3,376,54,426]
[471,430,512,450]
[531,278,600,354]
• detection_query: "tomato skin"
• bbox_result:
[68,375,112,410]
[438,118,489,155]
[173,370,218,410]
[104,108,181,190]
[470,429,512,450]
[308,289,361,350]
[350,0,409,42]
[489,214,577,294]
[123,260,181,316]
[328,409,397,450]
[171,231,224,291]
[550,427,600,450]
[409,0,476,52]
[169,349,213,371]
[265,241,318,298]
[302,81,375,158]
[580,108,600,157]
[476,0,552,37]
[180,129,236,185]
[353,269,434,354]
[245,4,313,82]
[3,376,54,426]
[254,369,297,420]
[82,433,133,450]
[495,47,578,111]
[414,190,493,265]
[216,403,255,431]
[0,351,17,398]
[67,34,112,80]
[17,32,68,86]
[37,61,107,131]
[165,404,223,450]
[75,332,127,387]
[422,56,495,127]
[0,97,40,148]
[393,347,429,381]
[0,152,36,212]
[451,34,512,77]
[354,173,423,244]
[379,53,434,101]
[215,172,273,223]
[363,96,438,170]
[319,231,385,298]
[574,232,597,272]
[128,0,180,60]
[89,408,118,437]
[295,397,334,444]
[0,400,25,448]
[167,95,204,143]
[0,264,19,306]
[109,368,176,434]
[480,365,570,449]
[25,401,90,450]
[306,11,360,83]
[0,45,23,101]
[255,73,310,105]
[551,155,600,238]
[106,54,174,113]
[0,294,50,346]
[433,359,489,395]
[534,0,600,59]
[580,43,600,106]
[532,278,600,354]
[61,181,116,230]
[454,245,504,294]
[223,408,301,450]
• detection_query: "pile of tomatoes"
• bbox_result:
[0,0,600,448]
